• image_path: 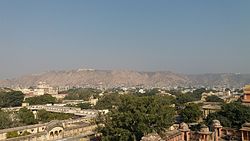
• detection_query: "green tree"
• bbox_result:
[205,112,232,128]
[78,103,92,109]
[98,95,175,141]
[0,91,24,107]
[64,88,101,100]
[180,103,202,123]
[167,89,183,96]
[95,93,121,110]
[175,88,205,105]
[0,110,12,129]
[18,107,37,125]
[190,88,206,101]
[65,103,92,109]
[136,88,160,96]
[25,94,56,105]
[37,109,50,123]
[176,93,195,104]
[37,109,74,123]
[205,102,250,129]
[206,95,224,102]
[6,131,19,138]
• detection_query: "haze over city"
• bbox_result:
[2,1,250,141]
[0,0,249,79]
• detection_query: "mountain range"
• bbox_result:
[0,69,250,88]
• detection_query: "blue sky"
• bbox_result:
[0,0,249,78]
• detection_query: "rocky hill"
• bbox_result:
[0,69,250,88]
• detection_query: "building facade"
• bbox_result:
[0,118,97,141]
[242,85,250,105]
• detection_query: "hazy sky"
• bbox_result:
[0,0,249,79]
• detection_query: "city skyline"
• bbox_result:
[0,0,250,79]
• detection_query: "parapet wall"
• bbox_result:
[0,118,97,141]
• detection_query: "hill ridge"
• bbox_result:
[0,70,250,88]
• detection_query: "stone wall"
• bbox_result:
[0,118,97,141]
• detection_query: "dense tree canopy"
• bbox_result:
[25,94,56,105]
[78,103,92,109]
[0,108,37,129]
[97,95,175,141]
[206,102,250,129]
[175,88,206,105]
[18,107,37,125]
[65,102,92,109]
[180,103,203,123]
[64,88,101,100]
[192,88,206,99]
[0,110,12,129]
[37,109,74,123]
[176,93,195,104]
[0,91,24,107]
[136,88,160,96]
[0,108,75,130]
[206,95,224,102]
[95,93,121,110]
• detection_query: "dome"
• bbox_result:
[141,133,161,141]
[200,124,209,132]
[212,120,221,127]
[242,122,250,128]
[244,85,250,91]
[179,122,189,130]
[46,120,63,132]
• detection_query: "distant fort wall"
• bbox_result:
[2,105,99,117]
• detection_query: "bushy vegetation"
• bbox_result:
[0,108,36,129]
[6,130,31,139]
[95,93,121,110]
[18,107,37,125]
[135,88,160,96]
[205,102,250,129]
[6,131,19,138]
[206,95,224,102]
[97,95,175,141]
[0,110,12,129]
[64,88,101,100]
[78,103,92,109]
[174,88,206,105]
[66,103,92,109]
[179,103,203,123]
[37,109,74,123]
[0,107,74,130]
[0,91,24,107]
[25,94,56,105]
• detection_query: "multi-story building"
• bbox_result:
[242,85,250,105]
[35,82,58,95]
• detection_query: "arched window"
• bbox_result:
[50,132,54,136]
[55,131,59,136]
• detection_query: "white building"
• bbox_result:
[33,82,58,95]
